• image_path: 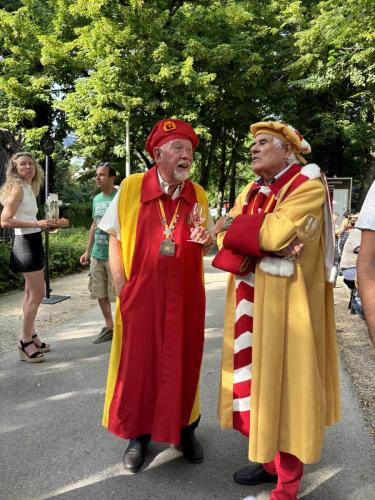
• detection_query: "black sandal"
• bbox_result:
[32,334,51,353]
[18,340,45,363]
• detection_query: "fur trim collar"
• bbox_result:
[300,163,320,180]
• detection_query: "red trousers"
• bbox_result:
[263,452,304,500]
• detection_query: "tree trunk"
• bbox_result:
[135,149,154,171]
[0,128,21,242]
[216,127,227,217]
[198,137,207,187]
[228,133,238,209]
[199,126,219,189]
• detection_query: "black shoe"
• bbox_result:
[123,436,149,473]
[180,430,204,464]
[233,463,278,485]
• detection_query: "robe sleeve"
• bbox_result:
[259,179,325,252]
[223,179,325,256]
[216,185,251,249]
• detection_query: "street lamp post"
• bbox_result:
[39,132,70,305]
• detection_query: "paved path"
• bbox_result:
[1,259,374,499]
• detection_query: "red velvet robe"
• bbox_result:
[103,167,208,444]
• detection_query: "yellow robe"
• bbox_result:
[218,175,341,464]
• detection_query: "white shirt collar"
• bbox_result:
[273,163,294,181]
[157,169,184,200]
[255,163,294,186]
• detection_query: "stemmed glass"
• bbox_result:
[297,215,320,242]
[187,203,206,242]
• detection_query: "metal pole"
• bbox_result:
[40,133,70,304]
[125,119,130,177]
[45,154,49,201]
[44,155,51,299]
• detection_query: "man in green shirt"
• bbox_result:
[80,162,118,343]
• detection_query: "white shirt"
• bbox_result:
[340,228,361,269]
[14,184,41,236]
[356,180,375,232]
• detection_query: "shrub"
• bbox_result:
[48,227,88,277]
[0,241,23,292]
[62,202,92,229]
[0,227,88,293]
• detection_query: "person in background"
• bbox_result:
[356,181,375,348]
[98,118,213,473]
[0,152,69,362]
[333,212,341,285]
[214,121,341,500]
[80,162,117,344]
[338,211,356,254]
[340,225,361,291]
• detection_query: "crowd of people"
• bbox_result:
[0,117,374,500]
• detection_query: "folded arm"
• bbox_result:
[223,179,325,257]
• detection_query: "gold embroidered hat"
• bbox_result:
[250,121,311,164]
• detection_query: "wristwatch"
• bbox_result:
[223,216,234,229]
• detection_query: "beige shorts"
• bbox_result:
[89,257,116,303]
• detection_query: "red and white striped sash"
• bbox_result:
[233,186,275,436]
[232,168,310,436]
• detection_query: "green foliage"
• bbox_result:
[0,0,374,206]
[0,241,23,292]
[62,202,92,228]
[48,227,87,276]
[0,227,88,293]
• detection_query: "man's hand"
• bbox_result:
[109,235,127,297]
[80,250,90,265]
[274,238,304,260]
[115,278,127,297]
[190,225,212,246]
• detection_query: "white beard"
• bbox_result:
[174,169,189,182]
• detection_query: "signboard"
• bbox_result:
[40,133,55,155]
[327,177,352,221]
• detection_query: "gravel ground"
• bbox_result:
[334,277,375,439]
[0,270,96,354]
[1,271,374,439]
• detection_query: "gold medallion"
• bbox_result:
[160,238,175,256]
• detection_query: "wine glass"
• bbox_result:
[297,215,320,242]
[187,203,206,242]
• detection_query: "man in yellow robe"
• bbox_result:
[214,122,341,500]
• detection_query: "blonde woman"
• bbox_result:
[0,152,69,362]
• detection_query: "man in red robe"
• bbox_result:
[99,118,213,473]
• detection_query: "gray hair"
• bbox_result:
[272,136,298,165]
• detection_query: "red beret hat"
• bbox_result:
[145,118,199,160]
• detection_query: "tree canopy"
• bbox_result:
[0,0,374,209]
